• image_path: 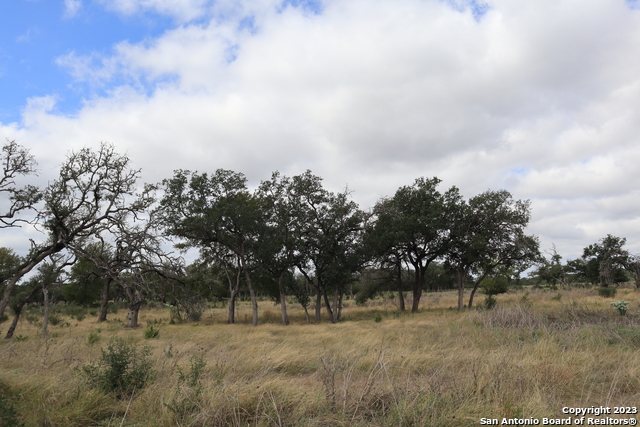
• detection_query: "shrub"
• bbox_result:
[484,295,497,310]
[374,314,382,323]
[0,383,24,427]
[144,325,160,339]
[610,300,630,316]
[48,314,62,326]
[598,287,617,298]
[87,329,101,345]
[82,339,155,399]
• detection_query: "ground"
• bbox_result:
[1,286,639,426]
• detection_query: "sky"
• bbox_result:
[2,0,640,263]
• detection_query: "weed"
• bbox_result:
[87,329,101,345]
[166,355,207,421]
[144,324,160,339]
[82,339,155,399]
[552,292,562,301]
[15,335,28,342]
[374,314,382,323]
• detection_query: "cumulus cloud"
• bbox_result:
[3,0,640,259]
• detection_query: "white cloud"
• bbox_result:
[4,0,640,259]
[97,0,214,22]
[64,0,82,18]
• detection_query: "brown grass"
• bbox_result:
[1,287,640,426]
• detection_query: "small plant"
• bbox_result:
[144,324,160,339]
[87,329,101,345]
[48,314,62,326]
[167,355,207,420]
[610,300,630,316]
[598,287,617,298]
[551,292,562,301]
[484,295,497,310]
[14,335,28,342]
[374,314,382,323]
[82,339,155,399]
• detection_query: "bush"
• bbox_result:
[374,314,382,323]
[48,314,62,326]
[484,295,497,310]
[598,287,617,298]
[0,384,24,427]
[82,339,155,399]
[144,325,160,339]
[610,300,630,316]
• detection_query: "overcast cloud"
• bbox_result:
[2,0,640,261]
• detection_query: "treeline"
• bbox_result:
[3,141,629,337]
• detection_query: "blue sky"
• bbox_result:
[0,0,175,123]
[2,0,640,261]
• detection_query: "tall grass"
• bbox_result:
[0,288,639,425]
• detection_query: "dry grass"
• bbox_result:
[1,287,640,426]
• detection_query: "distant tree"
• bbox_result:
[0,143,143,321]
[0,248,21,294]
[625,253,640,290]
[373,177,459,313]
[446,190,540,310]
[63,244,106,307]
[158,169,263,326]
[288,171,366,323]
[582,235,629,287]
[68,191,177,329]
[0,140,41,228]
[531,245,567,286]
[4,255,71,339]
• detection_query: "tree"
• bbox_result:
[255,172,303,325]
[0,143,143,320]
[4,255,71,339]
[446,189,540,310]
[625,253,640,290]
[531,245,567,287]
[582,235,629,287]
[0,140,41,228]
[68,189,177,329]
[158,169,263,326]
[374,177,459,313]
[288,171,366,323]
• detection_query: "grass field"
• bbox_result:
[1,287,640,426]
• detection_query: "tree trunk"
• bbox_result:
[4,308,22,339]
[315,287,322,323]
[467,272,489,310]
[228,289,238,324]
[336,290,343,322]
[125,288,143,328]
[457,269,466,311]
[238,249,258,326]
[302,305,310,324]
[41,286,50,338]
[411,267,425,313]
[98,277,111,322]
[279,273,289,325]
[396,260,405,311]
[322,285,336,323]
